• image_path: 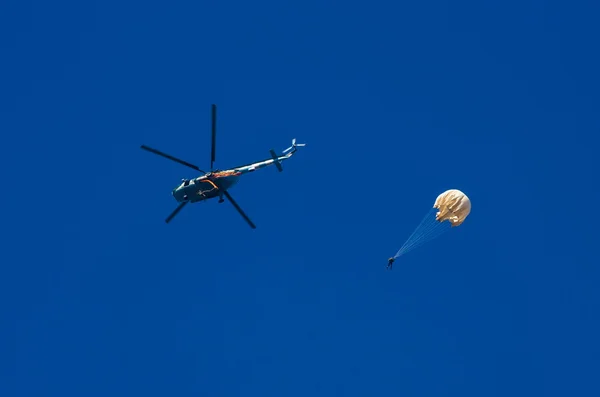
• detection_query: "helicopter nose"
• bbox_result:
[172,186,182,200]
[171,186,190,202]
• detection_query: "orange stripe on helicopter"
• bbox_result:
[199,179,219,189]
[214,171,241,178]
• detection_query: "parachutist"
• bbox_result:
[387,257,394,270]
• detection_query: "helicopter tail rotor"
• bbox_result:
[282,138,306,154]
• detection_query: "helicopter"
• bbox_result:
[140,104,305,228]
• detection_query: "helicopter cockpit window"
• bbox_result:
[183,180,190,187]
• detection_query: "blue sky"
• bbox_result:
[3,1,600,396]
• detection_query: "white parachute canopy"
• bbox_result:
[394,189,471,258]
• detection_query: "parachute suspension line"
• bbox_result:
[398,221,450,256]
[403,211,449,246]
[394,208,437,258]
[397,223,450,257]
[394,208,452,258]
[403,212,443,243]
[397,222,449,257]
[393,208,435,258]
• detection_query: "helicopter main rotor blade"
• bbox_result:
[222,190,256,229]
[141,145,206,173]
[165,201,188,223]
[211,104,216,171]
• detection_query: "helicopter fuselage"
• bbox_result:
[172,172,241,203]
[171,146,298,204]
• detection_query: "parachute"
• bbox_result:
[393,189,471,258]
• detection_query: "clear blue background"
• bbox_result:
[3,1,599,396]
